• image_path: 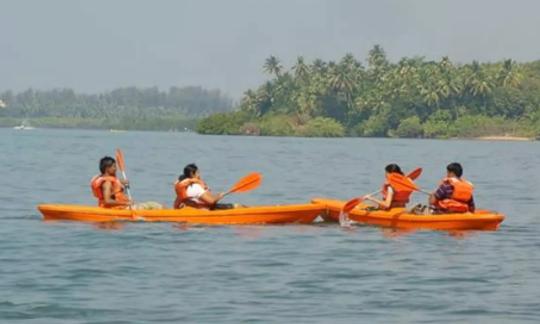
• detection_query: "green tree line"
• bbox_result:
[0,86,233,130]
[198,46,540,138]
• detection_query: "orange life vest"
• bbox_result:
[173,178,210,209]
[90,175,129,208]
[381,176,413,208]
[436,177,474,213]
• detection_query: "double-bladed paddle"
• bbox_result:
[387,172,431,195]
[341,167,423,214]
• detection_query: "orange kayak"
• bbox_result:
[37,203,324,225]
[312,198,504,230]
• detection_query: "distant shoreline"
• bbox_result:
[475,135,534,141]
[3,124,537,141]
[0,116,197,132]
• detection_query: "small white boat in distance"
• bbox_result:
[13,121,35,130]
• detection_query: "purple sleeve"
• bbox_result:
[434,183,453,200]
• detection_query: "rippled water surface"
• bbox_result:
[1,128,539,323]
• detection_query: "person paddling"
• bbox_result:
[363,163,414,210]
[429,162,475,213]
[91,156,132,209]
[91,156,163,210]
[173,164,238,210]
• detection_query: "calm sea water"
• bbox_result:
[1,128,539,323]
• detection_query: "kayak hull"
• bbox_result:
[312,198,504,231]
[37,203,323,225]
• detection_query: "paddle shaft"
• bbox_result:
[415,188,432,195]
[346,168,424,211]
[115,149,132,201]
[223,186,254,197]
[364,188,383,198]
[223,172,262,197]
[120,170,132,200]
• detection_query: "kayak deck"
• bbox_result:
[38,203,324,225]
[312,198,505,230]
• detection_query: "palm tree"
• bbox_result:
[388,57,420,97]
[368,45,389,70]
[311,59,327,74]
[340,53,360,71]
[241,89,259,115]
[465,61,493,97]
[420,86,440,106]
[439,56,452,71]
[255,81,275,115]
[325,63,357,122]
[263,55,283,78]
[328,65,355,96]
[292,56,310,81]
[497,59,522,87]
[293,90,318,119]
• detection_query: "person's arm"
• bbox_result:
[173,196,183,209]
[429,184,451,206]
[187,183,224,206]
[468,195,475,213]
[428,193,438,206]
[364,187,393,210]
[102,181,131,207]
[199,191,225,206]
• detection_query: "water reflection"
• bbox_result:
[93,221,125,231]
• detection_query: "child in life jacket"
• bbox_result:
[429,162,475,213]
[91,156,163,210]
[173,163,236,210]
[90,156,131,209]
[363,163,414,210]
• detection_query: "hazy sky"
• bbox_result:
[1,0,539,98]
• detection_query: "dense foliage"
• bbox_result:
[198,46,540,138]
[0,86,233,130]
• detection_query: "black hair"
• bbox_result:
[178,163,198,181]
[385,163,404,175]
[99,156,116,174]
[447,162,463,177]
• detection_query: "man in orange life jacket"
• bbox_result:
[429,162,475,213]
[173,163,236,210]
[363,163,413,210]
[90,156,132,209]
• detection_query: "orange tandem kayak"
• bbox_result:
[312,198,504,230]
[37,203,324,225]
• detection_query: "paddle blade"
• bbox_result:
[115,149,126,172]
[338,210,352,227]
[227,172,262,194]
[388,173,419,192]
[342,197,363,213]
[407,167,423,180]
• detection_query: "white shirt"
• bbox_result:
[185,183,207,204]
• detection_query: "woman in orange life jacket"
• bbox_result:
[429,162,475,213]
[90,156,132,209]
[173,163,237,210]
[362,163,414,210]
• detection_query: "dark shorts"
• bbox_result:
[212,203,235,210]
